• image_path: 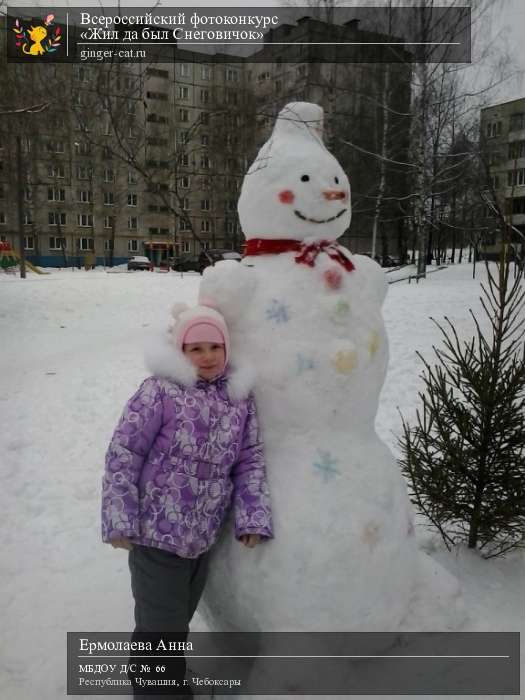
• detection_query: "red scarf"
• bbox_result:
[244,238,355,272]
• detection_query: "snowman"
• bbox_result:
[197,102,460,636]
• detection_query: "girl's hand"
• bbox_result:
[239,534,261,548]
[110,538,133,551]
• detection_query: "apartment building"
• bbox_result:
[480,97,525,255]
[0,17,412,266]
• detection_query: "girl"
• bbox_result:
[101,302,273,696]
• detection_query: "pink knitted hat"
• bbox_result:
[171,303,230,365]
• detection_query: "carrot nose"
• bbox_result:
[323,190,347,201]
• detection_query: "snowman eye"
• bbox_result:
[334,176,339,184]
[300,175,310,182]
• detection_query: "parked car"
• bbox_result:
[170,255,202,273]
[381,255,402,268]
[198,249,242,273]
[128,255,153,271]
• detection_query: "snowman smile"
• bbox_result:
[294,208,347,224]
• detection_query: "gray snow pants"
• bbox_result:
[128,544,209,698]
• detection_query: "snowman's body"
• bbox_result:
[197,103,434,633]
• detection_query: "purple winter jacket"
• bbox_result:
[102,349,274,558]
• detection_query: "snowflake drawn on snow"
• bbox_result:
[266,299,290,324]
[297,353,316,375]
[313,450,341,483]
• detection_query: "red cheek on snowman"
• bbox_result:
[278,189,295,204]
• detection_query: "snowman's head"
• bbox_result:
[238,102,351,242]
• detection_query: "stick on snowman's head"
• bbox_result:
[238,102,351,243]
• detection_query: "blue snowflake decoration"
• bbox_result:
[313,450,341,483]
[297,353,316,374]
[266,299,290,324]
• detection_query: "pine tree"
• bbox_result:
[399,248,525,558]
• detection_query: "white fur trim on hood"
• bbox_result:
[144,328,255,401]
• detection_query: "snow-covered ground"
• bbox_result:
[1,263,524,699]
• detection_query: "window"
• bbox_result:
[128,126,137,139]
[179,63,190,77]
[180,154,189,167]
[48,140,65,153]
[226,89,237,105]
[24,187,32,201]
[102,146,113,159]
[510,197,525,214]
[200,89,210,104]
[74,142,90,156]
[128,217,138,230]
[226,68,239,81]
[201,134,209,146]
[296,65,307,79]
[227,199,236,211]
[258,71,271,81]
[201,241,210,251]
[200,155,211,169]
[127,193,138,206]
[510,113,525,132]
[21,137,31,153]
[24,212,33,225]
[200,177,211,189]
[507,169,525,187]
[48,212,66,226]
[77,165,93,180]
[24,235,34,249]
[201,199,210,211]
[146,91,168,101]
[104,191,114,206]
[49,236,65,249]
[509,141,525,160]
[201,65,211,80]
[177,129,188,144]
[147,137,168,147]
[200,112,209,125]
[179,109,189,122]
[77,214,94,227]
[490,174,500,189]
[182,197,190,210]
[201,220,211,233]
[178,86,189,100]
[77,190,93,203]
[180,176,190,189]
[128,239,139,251]
[128,171,138,185]
[104,216,114,229]
[127,100,136,115]
[486,121,502,138]
[276,80,282,92]
[75,66,89,82]
[227,220,235,234]
[0,212,5,224]
[78,237,94,251]
[146,67,169,79]
[104,239,114,251]
[104,169,114,183]
[48,187,66,202]
[179,219,191,232]
[48,163,65,178]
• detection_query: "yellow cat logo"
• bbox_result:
[13,15,62,57]
[24,25,47,55]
